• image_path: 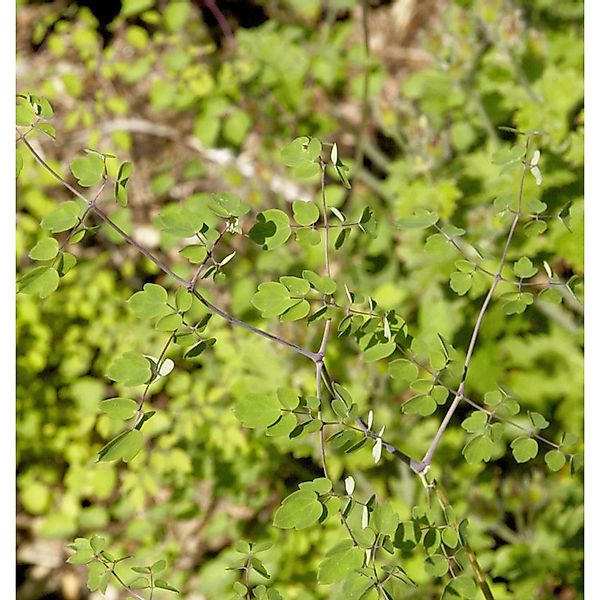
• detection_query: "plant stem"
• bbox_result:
[421,138,531,469]
[432,481,495,600]
[137,332,176,415]
[319,364,426,473]
[20,134,321,364]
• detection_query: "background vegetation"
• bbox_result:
[16,0,583,598]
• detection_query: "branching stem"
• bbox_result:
[19,133,321,363]
[421,137,532,469]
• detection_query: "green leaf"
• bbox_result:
[461,411,488,433]
[299,478,332,495]
[389,359,419,381]
[292,201,320,226]
[539,286,562,304]
[280,299,310,322]
[175,287,193,312]
[41,201,82,233]
[250,557,271,579]
[563,432,578,446]
[396,209,439,229]
[317,541,364,584]
[491,145,526,166]
[394,521,421,550]
[402,395,437,416]
[511,437,538,463]
[423,527,441,555]
[37,123,56,139]
[281,137,321,166]
[117,161,133,183]
[442,527,459,549]
[180,244,208,263]
[425,554,449,578]
[97,429,143,463]
[67,539,95,564]
[114,182,128,207]
[249,209,291,251]
[234,541,251,554]
[99,398,138,420]
[265,413,297,437]
[432,386,449,405]
[570,453,583,474]
[364,341,396,362]
[449,272,472,295]
[524,220,548,237]
[56,252,77,277]
[455,260,475,273]
[234,392,281,428]
[70,153,105,187]
[154,579,179,593]
[333,160,351,189]
[302,270,336,294]
[252,282,296,318]
[151,559,167,573]
[276,387,300,410]
[106,352,152,386]
[18,267,59,298]
[295,227,321,247]
[292,161,320,179]
[209,192,250,218]
[128,284,168,319]
[183,338,216,358]
[89,535,106,553]
[28,238,59,261]
[156,313,183,331]
[130,576,150,589]
[410,379,434,393]
[334,227,350,249]
[484,390,503,406]
[503,298,529,315]
[513,257,537,278]
[372,504,399,536]
[280,276,310,296]
[463,434,494,464]
[16,103,36,126]
[359,206,377,238]
[273,489,323,530]
[545,450,566,471]
[16,148,24,177]
[158,208,205,238]
[525,198,547,214]
[529,411,550,430]
[493,193,515,212]
[443,575,477,599]
[132,566,152,574]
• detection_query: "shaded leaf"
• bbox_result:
[97,429,143,463]
[99,398,138,420]
[41,201,82,233]
[234,392,281,429]
[18,267,59,298]
[317,541,363,584]
[273,489,323,530]
[106,352,152,386]
[249,209,291,250]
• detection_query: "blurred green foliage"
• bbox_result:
[17,0,583,598]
